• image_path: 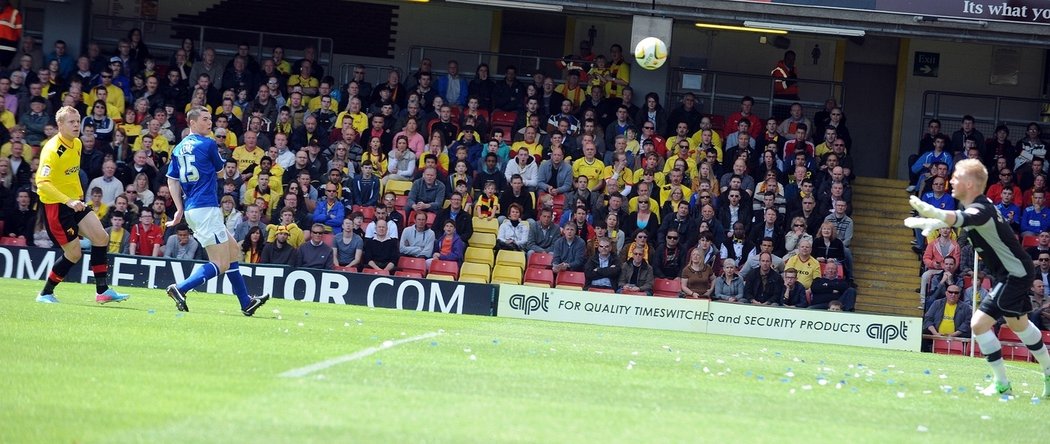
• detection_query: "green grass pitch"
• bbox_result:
[1,278,1046,443]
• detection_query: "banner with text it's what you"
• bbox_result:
[497,285,921,352]
[0,246,496,316]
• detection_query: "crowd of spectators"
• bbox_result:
[0,32,868,312]
[912,117,1050,339]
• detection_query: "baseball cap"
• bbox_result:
[109,56,123,64]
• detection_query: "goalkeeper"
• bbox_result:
[906,158,1050,397]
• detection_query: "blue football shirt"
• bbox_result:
[166,134,225,211]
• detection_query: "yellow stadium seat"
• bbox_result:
[473,217,499,234]
[470,232,497,249]
[428,273,455,282]
[491,265,523,285]
[460,262,491,283]
[495,250,526,272]
[384,179,413,196]
[464,247,494,268]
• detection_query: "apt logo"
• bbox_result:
[508,293,549,315]
[866,321,908,344]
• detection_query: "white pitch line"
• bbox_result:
[279,331,441,378]
[1005,364,1047,377]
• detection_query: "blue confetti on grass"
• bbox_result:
[147,309,155,315]
[430,341,438,347]
[756,375,765,381]
[175,312,184,318]
[887,379,896,385]
[376,360,382,366]
[492,339,500,345]
[923,369,931,375]
[744,371,753,377]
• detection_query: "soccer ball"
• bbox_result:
[634,37,668,70]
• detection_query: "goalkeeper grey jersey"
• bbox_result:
[956,195,1034,280]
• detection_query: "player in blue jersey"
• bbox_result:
[907,158,1050,398]
[165,107,270,316]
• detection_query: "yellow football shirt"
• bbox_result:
[938,303,957,335]
[573,157,606,189]
[36,135,85,204]
[232,146,265,173]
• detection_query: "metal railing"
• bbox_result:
[338,63,404,88]
[406,45,595,83]
[665,67,846,123]
[88,15,334,75]
[919,90,1046,141]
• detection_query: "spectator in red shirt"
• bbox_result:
[128,211,163,256]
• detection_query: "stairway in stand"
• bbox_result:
[850,176,922,317]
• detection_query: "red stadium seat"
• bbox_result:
[555,271,585,290]
[334,265,356,273]
[998,327,1022,343]
[818,262,845,279]
[932,338,966,355]
[395,270,424,279]
[397,257,427,276]
[408,210,437,228]
[550,193,565,210]
[621,289,648,296]
[527,252,553,270]
[394,195,408,210]
[523,267,554,288]
[321,233,334,247]
[1022,235,1039,248]
[0,236,26,247]
[590,287,615,293]
[653,278,682,297]
[353,205,376,222]
[1043,330,1050,345]
[429,259,460,279]
[362,268,390,276]
[491,110,517,125]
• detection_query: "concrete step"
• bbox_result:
[852,218,919,230]
[855,303,923,317]
[852,233,919,246]
[857,279,920,293]
[852,195,912,208]
[852,262,919,274]
[855,176,910,188]
[852,207,912,219]
[853,254,922,268]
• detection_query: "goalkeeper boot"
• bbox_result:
[166,284,189,312]
[36,293,59,303]
[242,294,271,317]
[96,288,129,304]
[980,380,1012,397]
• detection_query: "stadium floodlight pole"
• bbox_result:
[971,252,979,357]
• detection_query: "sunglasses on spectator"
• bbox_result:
[946,290,960,294]
[312,231,325,235]
[793,224,805,227]
[667,236,678,240]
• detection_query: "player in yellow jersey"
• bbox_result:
[35,106,128,304]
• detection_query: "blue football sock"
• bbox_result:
[177,262,219,295]
[227,262,252,310]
